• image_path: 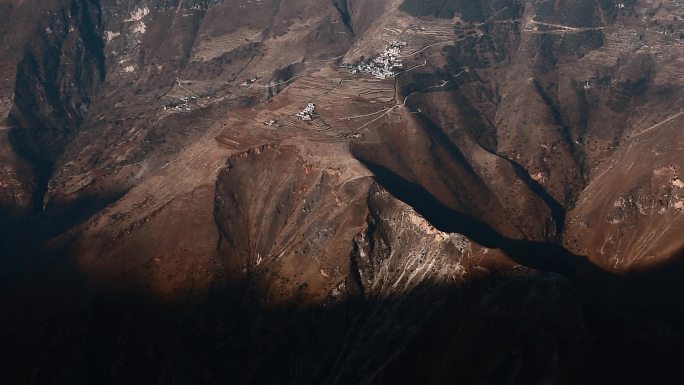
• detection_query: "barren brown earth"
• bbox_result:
[0,0,683,384]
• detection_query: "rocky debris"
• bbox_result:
[296,103,316,121]
[341,41,408,79]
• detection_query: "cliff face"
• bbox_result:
[1,1,683,384]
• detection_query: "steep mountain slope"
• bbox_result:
[0,0,683,384]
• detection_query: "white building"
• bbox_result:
[296,103,316,121]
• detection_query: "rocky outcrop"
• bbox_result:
[214,145,372,302]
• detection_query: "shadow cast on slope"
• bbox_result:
[416,112,568,236]
[357,158,596,280]
[2,253,684,385]
[354,147,684,331]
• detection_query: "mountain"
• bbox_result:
[1,0,683,384]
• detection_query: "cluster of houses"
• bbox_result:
[340,41,408,79]
[296,103,316,121]
[240,77,258,87]
[289,42,409,121]
[163,95,197,112]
